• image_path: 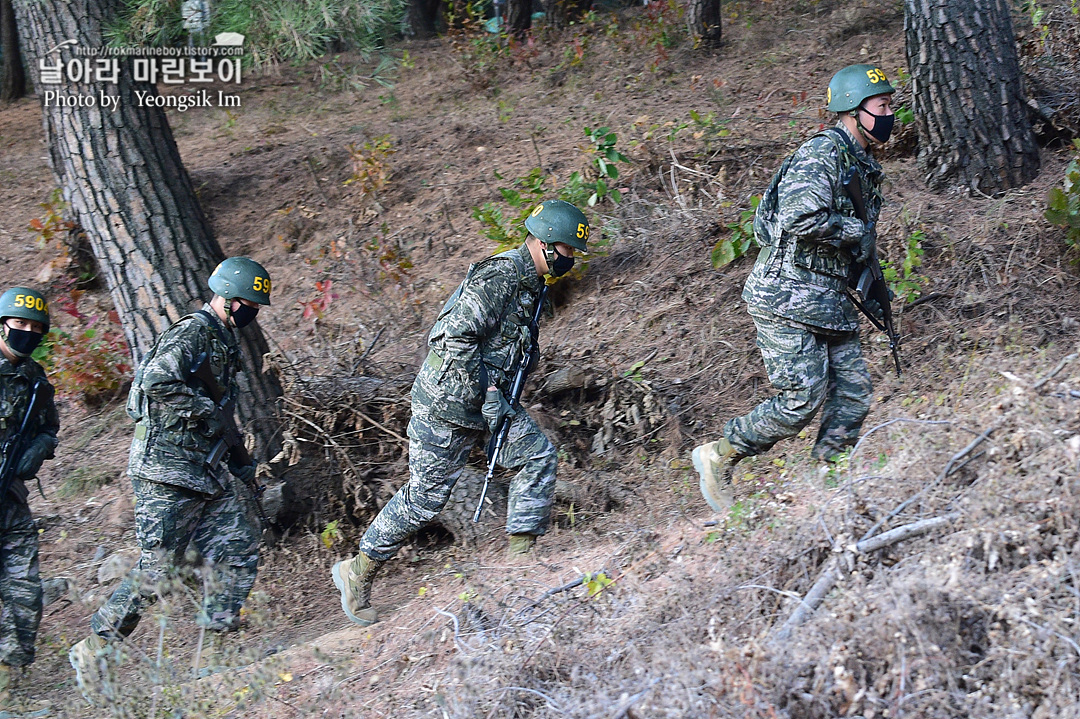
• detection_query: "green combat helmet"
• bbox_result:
[208,257,272,306]
[0,287,50,332]
[826,64,895,113]
[524,200,590,253]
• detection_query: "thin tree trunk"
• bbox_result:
[507,0,531,39]
[1,0,25,102]
[13,0,282,458]
[903,0,1039,194]
[686,0,721,49]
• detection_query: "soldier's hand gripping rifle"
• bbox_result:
[0,377,52,505]
[843,171,902,378]
[472,284,549,524]
[189,353,270,526]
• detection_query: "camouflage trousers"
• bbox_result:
[0,498,41,666]
[359,408,558,561]
[91,475,260,639]
[726,311,872,460]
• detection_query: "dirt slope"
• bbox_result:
[1,0,1079,716]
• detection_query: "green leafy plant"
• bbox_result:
[711,195,760,268]
[1046,139,1080,248]
[582,571,613,597]
[574,126,630,206]
[895,105,915,124]
[345,135,396,198]
[688,109,730,152]
[320,520,343,548]
[446,0,509,88]
[626,0,685,71]
[882,230,928,302]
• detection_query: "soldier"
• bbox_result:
[69,258,271,703]
[693,64,895,512]
[333,199,589,627]
[0,288,58,709]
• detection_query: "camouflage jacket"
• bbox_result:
[744,122,884,332]
[0,356,59,501]
[126,305,240,494]
[412,244,544,429]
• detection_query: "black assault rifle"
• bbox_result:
[843,170,902,378]
[189,353,269,526]
[472,284,548,524]
[0,377,53,505]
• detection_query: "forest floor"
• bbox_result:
[1,0,1080,717]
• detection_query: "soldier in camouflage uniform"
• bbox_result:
[0,288,58,708]
[333,199,590,627]
[694,64,896,512]
[69,258,272,704]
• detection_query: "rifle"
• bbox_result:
[189,352,269,526]
[0,377,53,505]
[473,284,548,524]
[842,170,902,378]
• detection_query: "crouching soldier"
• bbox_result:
[0,288,58,709]
[333,199,589,626]
[69,258,272,703]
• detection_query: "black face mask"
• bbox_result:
[4,326,43,358]
[859,106,895,144]
[230,302,259,329]
[544,246,576,277]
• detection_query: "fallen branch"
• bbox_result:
[1033,353,1077,390]
[771,513,961,643]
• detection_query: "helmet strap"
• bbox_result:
[542,244,558,274]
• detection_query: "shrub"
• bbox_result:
[1046,139,1080,248]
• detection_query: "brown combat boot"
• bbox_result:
[0,663,11,710]
[692,437,746,512]
[332,552,383,626]
[508,533,537,556]
[69,634,118,706]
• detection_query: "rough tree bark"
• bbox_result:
[904,0,1039,194]
[686,0,722,49]
[1,0,25,102]
[403,0,440,38]
[506,0,531,40]
[14,0,282,457]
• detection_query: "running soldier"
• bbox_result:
[0,288,58,709]
[694,64,896,511]
[333,199,589,627]
[69,258,272,703]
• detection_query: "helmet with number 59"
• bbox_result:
[524,200,590,253]
[826,64,895,113]
[208,257,272,306]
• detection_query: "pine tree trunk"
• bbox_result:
[13,0,283,458]
[507,0,531,39]
[1,0,25,102]
[403,0,439,38]
[903,0,1039,194]
[686,0,722,49]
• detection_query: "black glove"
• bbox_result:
[854,224,876,264]
[228,456,257,484]
[864,298,885,323]
[16,435,53,480]
[481,387,512,434]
